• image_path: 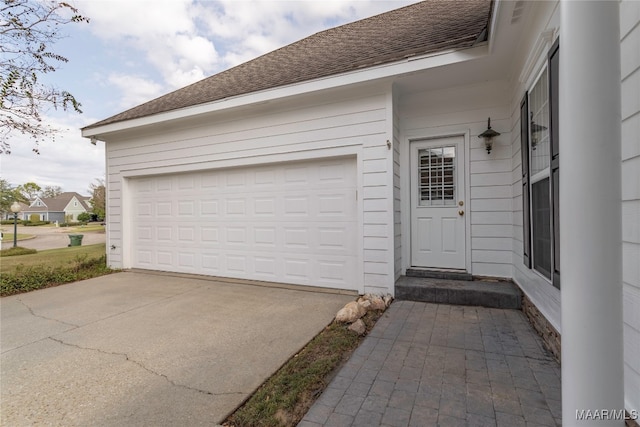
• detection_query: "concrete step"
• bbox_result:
[395,275,522,309]
[406,268,473,281]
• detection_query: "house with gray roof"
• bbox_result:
[83,1,640,422]
[20,192,91,223]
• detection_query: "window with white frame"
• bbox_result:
[521,38,560,288]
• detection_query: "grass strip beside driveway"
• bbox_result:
[1,244,106,272]
[224,310,383,427]
[0,244,114,296]
[1,233,35,242]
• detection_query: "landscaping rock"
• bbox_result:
[336,301,366,323]
[348,319,366,335]
[358,299,371,311]
[384,294,393,307]
[369,295,386,311]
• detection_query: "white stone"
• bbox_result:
[348,319,366,335]
[370,296,386,311]
[336,301,366,323]
[358,300,371,311]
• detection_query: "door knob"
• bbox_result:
[458,210,464,216]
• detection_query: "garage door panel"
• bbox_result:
[131,158,358,290]
[254,227,277,247]
[200,200,220,216]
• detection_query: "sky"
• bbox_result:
[1,0,419,196]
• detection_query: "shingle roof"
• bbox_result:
[84,0,491,130]
[25,192,90,212]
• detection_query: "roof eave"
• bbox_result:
[82,44,489,140]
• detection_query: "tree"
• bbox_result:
[89,178,105,220]
[0,178,24,215]
[16,181,40,200]
[39,184,62,198]
[1,0,89,154]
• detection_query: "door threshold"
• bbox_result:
[405,267,472,281]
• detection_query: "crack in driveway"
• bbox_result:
[48,337,245,398]
[16,298,80,328]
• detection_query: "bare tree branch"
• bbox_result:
[0,0,89,154]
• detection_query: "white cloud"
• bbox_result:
[78,0,219,92]
[78,0,195,40]
[107,74,164,109]
[1,115,105,194]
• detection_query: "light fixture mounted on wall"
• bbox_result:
[478,117,501,154]
[530,113,547,150]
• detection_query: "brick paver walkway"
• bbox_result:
[299,301,561,427]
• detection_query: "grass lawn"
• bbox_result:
[1,244,106,274]
[1,233,35,241]
[64,224,105,233]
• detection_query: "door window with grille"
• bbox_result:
[418,146,456,206]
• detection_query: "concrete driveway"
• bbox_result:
[0,224,106,250]
[1,272,355,426]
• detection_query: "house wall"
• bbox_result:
[507,0,640,414]
[104,86,397,295]
[507,1,561,333]
[397,79,512,278]
[48,212,65,223]
[621,0,640,414]
[392,89,402,282]
[64,197,87,221]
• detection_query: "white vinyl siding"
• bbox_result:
[393,105,402,281]
[361,90,395,295]
[621,0,640,414]
[64,197,88,221]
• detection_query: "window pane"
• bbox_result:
[532,178,551,279]
[418,146,456,206]
[530,71,550,176]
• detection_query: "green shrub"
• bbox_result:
[0,255,114,296]
[77,213,91,222]
[22,221,50,226]
[0,247,38,257]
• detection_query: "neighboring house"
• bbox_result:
[83,1,639,422]
[21,192,92,222]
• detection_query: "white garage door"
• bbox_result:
[130,157,358,290]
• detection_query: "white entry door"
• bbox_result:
[410,136,466,269]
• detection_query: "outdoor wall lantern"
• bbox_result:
[10,201,22,248]
[530,113,547,150]
[478,117,501,154]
